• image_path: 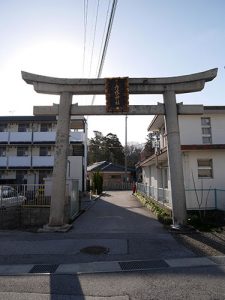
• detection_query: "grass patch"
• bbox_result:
[135,192,172,225]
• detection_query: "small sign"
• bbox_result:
[105,77,129,112]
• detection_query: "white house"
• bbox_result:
[0,115,87,192]
[138,106,225,211]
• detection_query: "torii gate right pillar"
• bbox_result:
[164,89,186,225]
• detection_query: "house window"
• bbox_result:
[0,123,7,132]
[18,123,29,132]
[39,146,51,156]
[17,147,28,156]
[40,123,52,132]
[0,147,6,156]
[197,159,213,178]
[201,117,212,144]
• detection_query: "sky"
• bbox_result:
[0,0,225,146]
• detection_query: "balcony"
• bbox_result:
[0,157,7,167]
[69,132,84,142]
[8,156,31,167]
[0,132,9,143]
[10,132,32,143]
[32,156,54,167]
[33,132,56,143]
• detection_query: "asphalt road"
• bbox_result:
[0,191,225,299]
[0,266,225,299]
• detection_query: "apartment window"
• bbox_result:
[197,159,213,178]
[17,146,28,156]
[16,170,27,184]
[0,123,7,132]
[0,147,6,156]
[18,123,29,132]
[40,123,52,132]
[201,117,212,144]
[39,170,52,184]
[72,144,84,156]
[39,146,51,156]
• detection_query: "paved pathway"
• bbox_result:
[0,191,224,274]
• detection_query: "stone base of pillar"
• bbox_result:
[169,224,196,233]
[38,224,73,233]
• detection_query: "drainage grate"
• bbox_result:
[119,260,169,271]
[29,264,59,273]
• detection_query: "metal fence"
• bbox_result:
[137,183,225,211]
[137,183,171,206]
[0,184,51,208]
[0,181,80,228]
[103,182,133,191]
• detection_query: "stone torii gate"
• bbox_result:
[22,68,217,231]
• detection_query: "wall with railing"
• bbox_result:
[0,182,80,228]
[137,183,225,211]
[137,183,171,207]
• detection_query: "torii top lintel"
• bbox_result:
[21,68,218,96]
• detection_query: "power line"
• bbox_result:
[89,0,100,77]
[91,0,118,105]
[97,0,118,78]
[82,0,89,75]
[96,0,112,77]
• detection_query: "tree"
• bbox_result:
[88,131,124,165]
[140,133,156,161]
[126,143,142,168]
[104,133,124,165]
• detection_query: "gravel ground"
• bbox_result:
[171,228,225,256]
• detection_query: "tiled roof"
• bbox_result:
[87,161,135,172]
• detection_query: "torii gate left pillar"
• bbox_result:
[22,69,217,230]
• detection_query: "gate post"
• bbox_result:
[163,89,187,226]
[47,92,72,228]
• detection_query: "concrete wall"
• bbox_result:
[68,156,83,191]
[179,114,225,145]
[0,206,50,229]
[183,150,225,210]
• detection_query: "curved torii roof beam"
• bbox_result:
[21,68,218,95]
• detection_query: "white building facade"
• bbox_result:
[0,115,87,192]
[139,106,225,211]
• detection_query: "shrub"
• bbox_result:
[92,172,103,195]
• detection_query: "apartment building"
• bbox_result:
[138,106,225,211]
[0,115,87,191]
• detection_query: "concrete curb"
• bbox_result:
[0,256,224,276]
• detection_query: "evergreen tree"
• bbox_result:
[88,131,124,165]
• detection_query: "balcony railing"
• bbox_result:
[0,132,9,143]
[0,157,7,167]
[69,132,84,142]
[0,131,84,144]
[33,132,56,143]
[10,132,32,143]
[32,156,54,167]
[8,156,32,167]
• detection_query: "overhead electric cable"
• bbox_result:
[96,0,111,77]
[91,0,118,105]
[82,0,89,75]
[96,0,118,79]
[89,0,100,77]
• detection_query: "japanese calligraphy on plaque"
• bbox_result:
[105,77,129,113]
